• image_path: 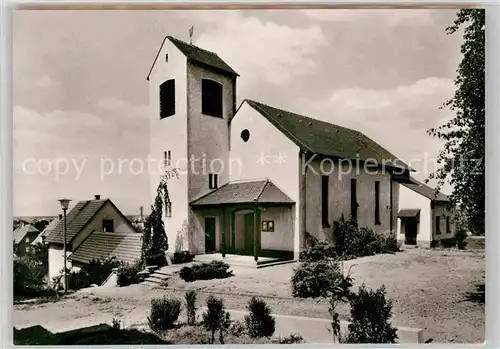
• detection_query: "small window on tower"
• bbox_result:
[160,79,175,119]
[241,129,250,142]
[164,150,171,167]
[165,53,169,62]
[202,79,223,118]
[209,174,219,189]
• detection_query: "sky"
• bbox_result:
[13,8,463,216]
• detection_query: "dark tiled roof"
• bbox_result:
[190,179,295,206]
[45,200,108,244]
[400,177,449,202]
[244,100,410,171]
[68,231,142,265]
[398,209,421,218]
[147,36,239,80]
[14,224,39,244]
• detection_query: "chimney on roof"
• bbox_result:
[94,194,101,200]
[58,214,63,219]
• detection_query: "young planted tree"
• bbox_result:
[202,295,231,344]
[184,289,198,325]
[345,284,398,344]
[142,181,170,266]
[428,9,485,235]
[244,297,276,338]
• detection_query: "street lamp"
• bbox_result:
[58,198,71,293]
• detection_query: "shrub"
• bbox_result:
[440,238,457,248]
[180,261,233,282]
[375,232,401,254]
[278,333,304,344]
[291,259,353,299]
[291,257,353,343]
[227,320,247,337]
[147,296,182,332]
[332,216,400,259]
[202,295,231,344]
[173,251,195,264]
[184,289,197,325]
[145,251,167,267]
[244,297,276,338]
[300,240,337,262]
[65,258,122,290]
[455,224,468,249]
[117,261,142,287]
[14,259,48,297]
[345,284,398,344]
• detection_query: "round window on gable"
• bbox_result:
[241,129,250,142]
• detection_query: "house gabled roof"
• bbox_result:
[45,198,136,245]
[13,224,39,244]
[400,177,450,202]
[147,36,239,81]
[190,179,295,207]
[242,100,411,171]
[68,231,142,265]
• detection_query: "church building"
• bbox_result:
[147,36,413,265]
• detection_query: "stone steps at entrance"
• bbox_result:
[194,253,295,269]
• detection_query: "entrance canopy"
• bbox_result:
[190,179,295,207]
[398,209,421,218]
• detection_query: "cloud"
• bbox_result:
[302,9,434,26]
[192,12,328,93]
[295,77,455,183]
[96,97,148,120]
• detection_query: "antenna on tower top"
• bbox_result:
[189,25,194,44]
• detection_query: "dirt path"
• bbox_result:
[13,248,485,343]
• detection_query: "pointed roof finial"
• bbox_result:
[189,25,194,45]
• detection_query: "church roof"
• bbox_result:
[244,100,411,171]
[147,36,239,80]
[190,179,295,207]
[400,177,450,202]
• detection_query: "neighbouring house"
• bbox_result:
[147,36,412,264]
[396,177,456,247]
[13,223,40,256]
[32,215,62,246]
[44,195,139,282]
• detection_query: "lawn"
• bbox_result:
[13,247,484,343]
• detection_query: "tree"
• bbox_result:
[33,219,49,232]
[202,295,231,344]
[141,180,170,266]
[428,9,485,235]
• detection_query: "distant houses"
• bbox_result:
[32,215,61,246]
[13,224,40,257]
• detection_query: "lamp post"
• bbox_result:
[58,198,71,293]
